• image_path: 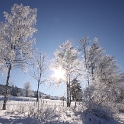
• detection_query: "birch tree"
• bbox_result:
[79,37,124,110]
[78,37,104,85]
[50,41,84,107]
[78,37,104,107]
[0,4,37,110]
[78,37,90,85]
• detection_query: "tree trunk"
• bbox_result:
[63,98,64,107]
[67,83,71,107]
[2,64,12,110]
[36,82,40,103]
[36,82,40,113]
[26,90,28,97]
[69,81,71,106]
[75,100,77,108]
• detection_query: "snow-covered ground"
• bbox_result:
[0,96,123,124]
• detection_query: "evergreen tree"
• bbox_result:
[11,85,19,96]
[70,78,82,101]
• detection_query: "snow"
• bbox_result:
[119,113,124,123]
[0,96,123,124]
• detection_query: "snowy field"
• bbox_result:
[0,96,124,124]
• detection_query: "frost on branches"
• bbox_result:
[0,4,37,110]
[79,37,124,114]
[50,41,85,107]
[29,52,48,104]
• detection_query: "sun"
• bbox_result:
[52,66,66,81]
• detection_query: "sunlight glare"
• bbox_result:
[52,66,66,81]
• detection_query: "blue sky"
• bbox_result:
[0,0,124,96]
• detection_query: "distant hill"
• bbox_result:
[0,84,60,100]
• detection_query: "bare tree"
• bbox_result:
[0,4,37,110]
[29,52,48,103]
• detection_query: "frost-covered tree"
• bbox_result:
[0,4,37,110]
[78,37,104,85]
[79,37,124,112]
[23,82,32,97]
[29,52,48,102]
[50,41,84,107]
[92,55,124,106]
[87,38,104,83]
[78,37,90,85]
[78,37,104,107]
